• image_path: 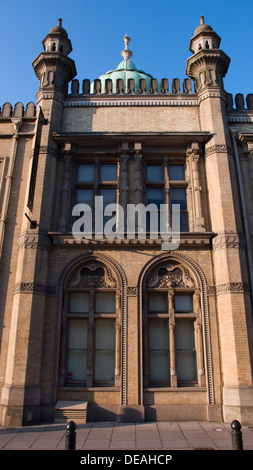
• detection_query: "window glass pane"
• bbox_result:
[99,188,117,206]
[69,293,89,312]
[95,319,115,348]
[95,319,115,382]
[150,351,169,381]
[95,292,115,313]
[68,319,88,381]
[146,165,162,181]
[100,164,117,181]
[176,319,195,349]
[180,212,189,232]
[177,351,197,381]
[68,351,87,381]
[147,188,163,205]
[95,351,115,381]
[148,293,167,313]
[175,295,193,312]
[170,188,187,210]
[176,319,197,381]
[68,319,88,348]
[76,188,93,206]
[149,319,168,349]
[77,164,94,182]
[169,165,185,181]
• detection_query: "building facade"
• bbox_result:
[1,16,253,427]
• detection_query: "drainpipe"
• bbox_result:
[231,133,253,304]
[0,118,22,257]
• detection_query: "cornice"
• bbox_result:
[64,95,199,108]
[49,232,213,248]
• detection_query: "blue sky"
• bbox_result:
[1,0,253,107]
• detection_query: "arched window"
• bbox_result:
[59,260,121,387]
[143,260,205,388]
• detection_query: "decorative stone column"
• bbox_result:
[119,142,129,232]
[168,290,177,386]
[115,292,121,387]
[187,143,205,232]
[58,143,72,232]
[134,143,143,206]
[86,291,95,387]
[194,289,206,387]
[163,156,171,229]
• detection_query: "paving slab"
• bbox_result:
[0,420,252,452]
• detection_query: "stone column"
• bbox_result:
[194,290,206,387]
[163,156,171,229]
[115,292,121,387]
[134,143,143,206]
[119,143,129,232]
[187,142,205,232]
[58,143,72,232]
[86,291,95,387]
[168,290,177,386]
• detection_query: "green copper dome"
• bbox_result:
[91,35,160,94]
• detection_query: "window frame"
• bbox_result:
[144,160,189,234]
[65,286,118,387]
[72,157,119,233]
[143,286,201,389]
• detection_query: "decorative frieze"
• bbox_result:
[39,145,58,157]
[206,283,250,295]
[64,97,199,108]
[14,282,56,295]
[216,282,250,295]
[18,232,51,251]
[212,231,245,251]
[205,144,233,157]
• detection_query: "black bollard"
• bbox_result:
[65,421,77,450]
[231,420,243,450]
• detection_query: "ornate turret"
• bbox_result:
[186,16,230,91]
[32,18,77,96]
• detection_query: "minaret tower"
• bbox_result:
[186,16,230,91]
[187,17,253,424]
[33,18,76,97]
[0,20,76,427]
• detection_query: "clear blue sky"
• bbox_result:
[1,0,253,107]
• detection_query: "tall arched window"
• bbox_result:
[143,260,205,388]
[59,260,121,388]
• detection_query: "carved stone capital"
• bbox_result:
[205,144,233,157]
[127,286,137,296]
[212,231,245,251]
[18,231,51,251]
[216,283,250,295]
[14,282,56,295]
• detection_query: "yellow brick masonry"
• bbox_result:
[61,104,201,134]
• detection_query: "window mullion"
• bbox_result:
[194,289,206,387]
[86,290,95,387]
[168,289,177,387]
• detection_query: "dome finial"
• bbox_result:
[58,18,62,26]
[200,16,205,25]
[121,34,132,60]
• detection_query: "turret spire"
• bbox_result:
[121,34,133,60]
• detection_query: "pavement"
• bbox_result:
[0,420,252,451]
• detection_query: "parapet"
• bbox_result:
[226,93,253,111]
[69,77,194,95]
[0,102,36,118]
